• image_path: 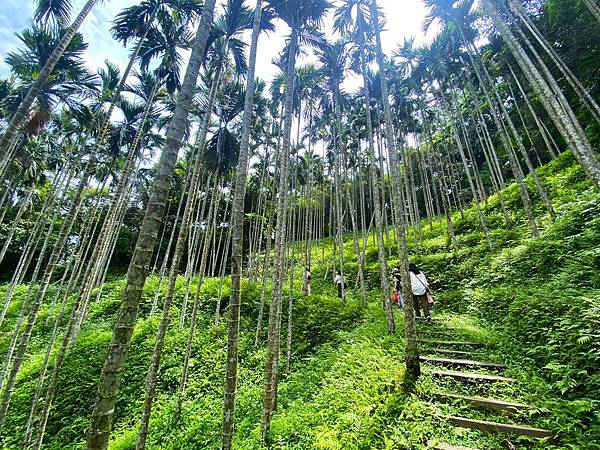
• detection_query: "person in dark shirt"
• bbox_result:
[391,268,404,308]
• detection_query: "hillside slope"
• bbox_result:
[1,151,599,449]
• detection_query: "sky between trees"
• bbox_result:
[0,0,437,93]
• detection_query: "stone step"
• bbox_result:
[446,415,553,439]
[434,392,532,413]
[421,356,506,370]
[433,370,516,383]
[428,348,475,357]
[428,441,479,450]
[419,339,485,348]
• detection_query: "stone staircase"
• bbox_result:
[417,318,555,450]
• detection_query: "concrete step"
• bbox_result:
[434,392,532,413]
[421,356,506,370]
[433,370,516,383]
[446,415,553,439]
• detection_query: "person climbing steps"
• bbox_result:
[409,262,432,322]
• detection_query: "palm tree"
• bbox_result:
[315,40,352,302]
[423,0,542,237]
[334,0,394,320]
[260,0,330,443]
[221,4,266,444]
[369,0,420,383]
[28,9,197,446]
[133,2,260,448]
[0,0,99,164]
[0,24,97,181]
[86,1,218,448]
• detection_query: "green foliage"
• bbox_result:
[2,151,600,450]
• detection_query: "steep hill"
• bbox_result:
[1,151,599,449]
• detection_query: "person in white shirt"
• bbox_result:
[409,263,431,321]
[334,270,344,299]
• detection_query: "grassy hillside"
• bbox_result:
[1,151,599,449]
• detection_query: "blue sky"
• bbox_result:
[0,0,138,76]
[0,0,433,88]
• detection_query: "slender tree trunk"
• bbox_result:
[86,3,217,448]
[372,0,419,383]
[508,63,557,160]
[260,25,297,445]
[254,218,272,346]
[221,2,262,446]
[581,0,600,23]
[444,92,493,250]
[136,63,225,450]
[358,31,392,321]
[0,166,71,326]
[333,83,346,302]
[175,179,219,420]
[510,0,600,124]
[0,185,34,265]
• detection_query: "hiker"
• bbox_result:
[391,268,404,308]
[304,267,312,295]
[409,262,432,321]
[334,270,344,299]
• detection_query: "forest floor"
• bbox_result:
[1,151,599,449]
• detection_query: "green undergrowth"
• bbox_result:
[1,150,599,449]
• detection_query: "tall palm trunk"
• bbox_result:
[254,217,272,346]
[135,39,225,450]
[86,2,217,448]
[371,0,418,382]
[71,84,161,342]
[446,17,539,235]
[29,207,104,450]
[473,114,510,225]
[221,2,263,447]
[285,202,297,372]
[333,84,346,301]
[260,26,297,445]
[507,63,557,160]
[179,172,212,330]
[0,166,71,326]
[175,178,219,420]
[27,199,104,448]
[444,92,493,249]
[0,185,34,265]
[0,0,98,162]
[347,166,367,306]
[150,172,189,315]
[358,34,392,313]
[433,146,459,251]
